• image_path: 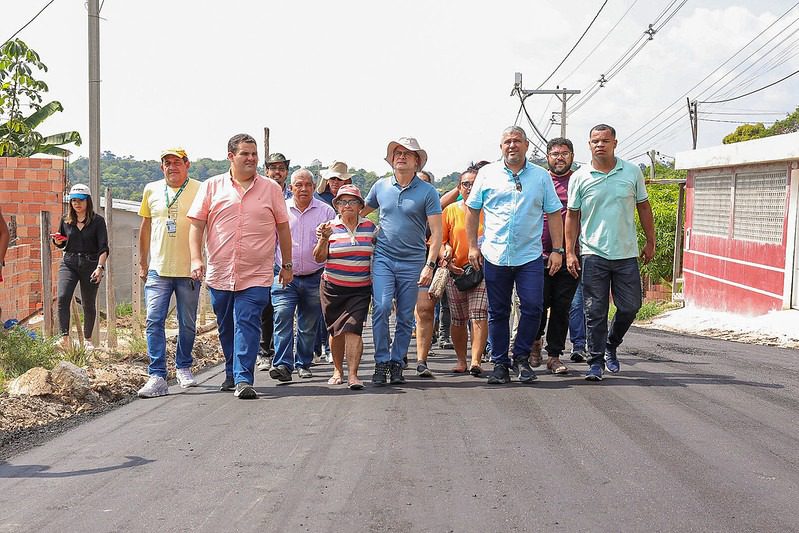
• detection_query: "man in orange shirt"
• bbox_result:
[188,133,293,399]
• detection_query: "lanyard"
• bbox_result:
[165,179,188,209]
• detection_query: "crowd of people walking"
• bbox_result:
[47,123,655,399]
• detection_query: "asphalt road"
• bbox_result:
[2,325,799,533]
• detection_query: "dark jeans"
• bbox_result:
[259,300,274,355]
[581,255,642,367]
[536,264,579,357]
[436,290,452,340]
[569,282,586,351]
[483,257,544,367]
[57,253,100,338]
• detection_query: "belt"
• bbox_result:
[294,268,323,278]
[65,252,98,259]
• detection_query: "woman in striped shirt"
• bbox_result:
[313,184,377,390]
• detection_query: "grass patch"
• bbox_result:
[636,300,680,322]
[61,343,91,368]
[116,302,133,317]
[0,327,59,381]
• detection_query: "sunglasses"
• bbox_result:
[460,181,474,189]
[512,174,522,192]
[328,177,350,182]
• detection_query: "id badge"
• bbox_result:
[166,219,177,234]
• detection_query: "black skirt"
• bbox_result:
[320,280,372,337]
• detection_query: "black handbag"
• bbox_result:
[454,264,483,291]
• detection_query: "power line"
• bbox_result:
[699,68,799,104]
[536,0,609,89]
[2,0,57,47]
[699,118,776,124]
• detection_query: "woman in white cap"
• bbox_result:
[52,184,109,349]
[313,184,377,390]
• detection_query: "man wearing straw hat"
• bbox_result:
[362,137,442,385]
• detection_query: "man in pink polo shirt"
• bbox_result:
[188,133,293,399]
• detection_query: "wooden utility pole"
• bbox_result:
[131,228,142,335]
[264,127,270,161]
[88,0,101,197]
[39,211,53,337]
[513,73,580,139]
[104,189,117,348]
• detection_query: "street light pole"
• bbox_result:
[88,0,100,197]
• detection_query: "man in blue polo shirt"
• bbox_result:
[466,126,564,385]
[363,137,442,386]
[565,123,656,382]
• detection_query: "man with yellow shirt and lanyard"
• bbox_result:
[137,148,202,398]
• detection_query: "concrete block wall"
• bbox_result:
[0,157,65,322]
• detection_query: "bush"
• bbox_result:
[0,326,59,380]
[637,172,684,283]
[116,302,133,317]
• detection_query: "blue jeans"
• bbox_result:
[144,271,200,378]
[483,257,544,367]
[581,255,642,367]
[209,286,271,385]
[371,253,425,364]
[271,270,323,370]
[569,282,586,351]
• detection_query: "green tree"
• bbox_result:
[767,105,799,135]
[0,39,81,157]
[722,122,767,144]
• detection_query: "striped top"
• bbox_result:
[322,216,378,287]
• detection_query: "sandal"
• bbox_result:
[451,366,468,373]
[546,357,569,375]
[327,375,343,385]
[348,381,364,390]
[530,339,543,368]
[469,365,482,376]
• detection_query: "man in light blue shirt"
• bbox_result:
[363,137,442,386]
[466,126,564,385]
[565,123,656,382]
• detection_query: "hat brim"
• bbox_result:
[320,169,352,181]
[69,194,90,200]
[384,141,428,171]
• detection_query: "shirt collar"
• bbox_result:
[391,173,420,189]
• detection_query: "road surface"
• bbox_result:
[1,326,799,532]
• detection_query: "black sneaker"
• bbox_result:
[438,337,454,350]
[372,362,389,386]
[220,376,235,392]
[570,349,587,363]
[513,360,537,383]
[486,364,511,384]
[234,382,257,399]
[269,364,293,382]
[416,361,434,378]
[388,361,406,385]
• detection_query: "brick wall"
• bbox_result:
[0,157,66,322]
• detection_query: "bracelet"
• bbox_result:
[98,265,105,270]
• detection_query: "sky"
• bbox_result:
[4,0,799,178]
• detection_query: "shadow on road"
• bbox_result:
[0,455,155,479]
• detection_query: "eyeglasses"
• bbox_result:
[460,181,474,189]
[335,199,361,207]
[512,174,522,192]
[394,150,416,158]
[328,177,350,182]
[547,151,572,159]
[267,165,287,172]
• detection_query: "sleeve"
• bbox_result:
[566,171,582,210]
[95,215,110,256]
[138,185,152,217]
[425,186,442,216]
[272,189,290,224]
[186,180,210,221]
[465,171,485,210]
[542,174,563,214]
[633,164,649,203]
[365,181,379,209]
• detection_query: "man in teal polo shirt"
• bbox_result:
[565,124,656,381]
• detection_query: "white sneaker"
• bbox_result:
[84,341,95,351]
[176,368,197,388]
[137,375,169,398]
[325,349,333,364]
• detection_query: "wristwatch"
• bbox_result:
[97,264,105,270]
[551,247,565,254]
[282,262,293,270]
[426,261,436,269]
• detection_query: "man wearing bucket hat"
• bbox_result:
[362,137,442,385]
[266,152,292,200]
[256,152,292,372]
[136,148,202,398]
[188,133,293,399]
[315,161,353,207]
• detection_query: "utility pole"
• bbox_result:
[648,150,658,181]
[513,73,580,139]
[88,0,101,197]
[687,98,698,149]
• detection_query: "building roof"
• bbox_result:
[675,131,799,170]
[98,197,141,214]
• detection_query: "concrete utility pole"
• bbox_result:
[648,150,658,181]
[88,0,101,197]
[687,98,698,149]
[513,72,580,139]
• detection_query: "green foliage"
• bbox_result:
[0,326,58,380]
[636,301,681,322]
[116,302,133,317]
[637,163,686,283]
[722,106,799,144]
[61,343,91,368]
[0,39,81,157]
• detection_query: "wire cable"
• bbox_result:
[699,68,799,104]
[2,0,57,46]
[536,0,608,89]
